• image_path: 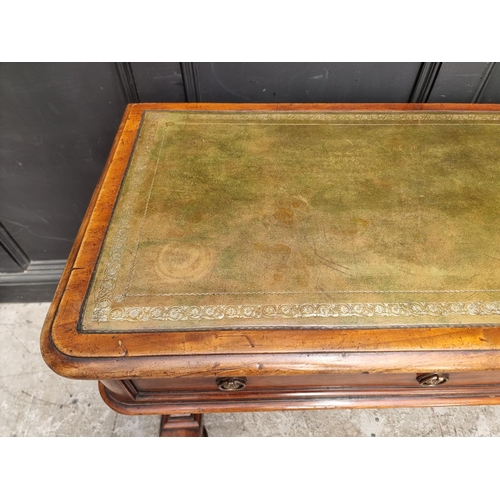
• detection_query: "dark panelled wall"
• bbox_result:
[195,62,422,102]
[427,62,490,102]
[1,62,499,301]
[0,63,127,261]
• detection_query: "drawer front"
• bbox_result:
[132,371,500,392]
[100,371,500,414]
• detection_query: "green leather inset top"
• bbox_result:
[81,111,500,331]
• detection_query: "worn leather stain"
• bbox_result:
[157,243,214,283]
[273,207,294,226]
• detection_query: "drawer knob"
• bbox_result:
[216,377,247,391]
[416,373,449,386]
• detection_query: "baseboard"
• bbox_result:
[0,260,65,302]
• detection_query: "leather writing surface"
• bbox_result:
[81,111,500,331]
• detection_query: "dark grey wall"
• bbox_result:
[0,245,20,273]
[427,62,490,103]
[195,62,422,103]
[478,63,500,103]
[0,63,127,262]
[1,62,499,301]
[130,62,185,102]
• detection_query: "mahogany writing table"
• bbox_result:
[41,103,500,436]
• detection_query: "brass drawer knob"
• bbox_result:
[216,377,247,391]
[416,373,449,386]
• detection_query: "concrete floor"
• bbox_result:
[2,302,500,437]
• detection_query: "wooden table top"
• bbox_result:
[41,103,500,380]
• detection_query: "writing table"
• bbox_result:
[42,103,500,436]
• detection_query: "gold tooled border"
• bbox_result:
[88,111,500,326]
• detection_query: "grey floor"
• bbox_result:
[2,303,500,437]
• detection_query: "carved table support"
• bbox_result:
[159,414,207,437]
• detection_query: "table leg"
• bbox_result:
[159,413,207,437]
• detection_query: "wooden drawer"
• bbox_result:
[132,371,500,391]
[100,371,500,415]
